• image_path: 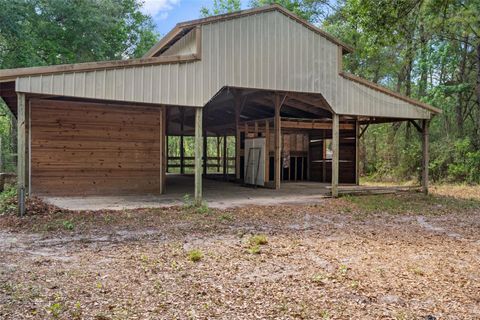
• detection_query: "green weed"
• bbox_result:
[187,249,203,262]
[62,220,74,230]
[46,302,62,318]
[249,234,268,246]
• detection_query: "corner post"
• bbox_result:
[331,113,339,197]
[194,107,203,205]
[421,119,429,194]
[274,94,282,190]
[17,93,26,216]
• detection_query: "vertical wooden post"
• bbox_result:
[160,106,167,194]
[421,119,429,195]
[254,121,258,136]
[355,118,360,185]
[216,135,220,172]
[322,130,327,182]
[194,107,203,205]
[203,127,207,176]
[17,93,26,216]
[274,95,282,190]
[223,134,227,178]
[180,107,185,174]
[331,113,339,197]
[264,119,270,184]
[235,97,241,180]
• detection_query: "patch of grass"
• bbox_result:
[218,213,233,222]
[195,201,211,214]
[247,234,268,254]
[182,194,194,209]
[319,310,331,320]
[408,266,425,276]
[344,192,480,216]
[182,194,211,214]
[249,234,268,246]
[247,244,261,254]
[187,249,203,262]
[70,302,82,319]
[62,220,75,231]
[46,302,62,318]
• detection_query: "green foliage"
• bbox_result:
[46,302,62,318]
[447,138,480,184]
[201,0,242,17]
[0,0,158,68]
[249,234,268,246]
[250,0,328,22]
[247,234,268,254]
[62,220,75,231]
[0,185,16,215]
[187,249,204,262]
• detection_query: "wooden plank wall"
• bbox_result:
[309,129,356,184]
[30,99,163,196]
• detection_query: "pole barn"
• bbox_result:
[0,5,441,215]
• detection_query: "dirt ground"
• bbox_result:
[1,190,479,319]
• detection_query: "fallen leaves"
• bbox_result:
[0,190,479,319]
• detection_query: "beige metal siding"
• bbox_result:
[16,10,430,119]
[161,29,197,56]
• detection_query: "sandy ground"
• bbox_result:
[1,192,479,320]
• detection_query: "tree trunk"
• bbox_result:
[418,24,428,98]
[475,42,480,145]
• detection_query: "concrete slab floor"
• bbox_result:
[43,174,331,211]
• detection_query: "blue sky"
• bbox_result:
[141,0,248,36]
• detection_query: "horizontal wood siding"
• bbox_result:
[309,129,356,183]
[30,99,163,196]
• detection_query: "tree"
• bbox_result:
[200,0,242,17]
[0,0,159,69]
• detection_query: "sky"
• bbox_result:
[140,0,248,36]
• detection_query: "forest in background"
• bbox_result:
[1,0,479,183]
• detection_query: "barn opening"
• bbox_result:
[163,86,358,194]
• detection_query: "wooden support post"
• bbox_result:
[165,135,169,173]
[216,135,221,172]
[254,121,258,136]
[235,97,241,180]
[160,106,167,194]
[322,130,327,182]
[17,93,26,216]
[180,107,185,174]
[421,119,429,195]
[331,114,339,197]
[264,119,270,183]
[355,118,360,185]
[203,127,207,176]
[274,95,282,190]
[223,135,227,178]
[194,108,203,205]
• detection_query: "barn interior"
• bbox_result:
[164,86,358,193]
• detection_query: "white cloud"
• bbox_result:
[140,0,180,17]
